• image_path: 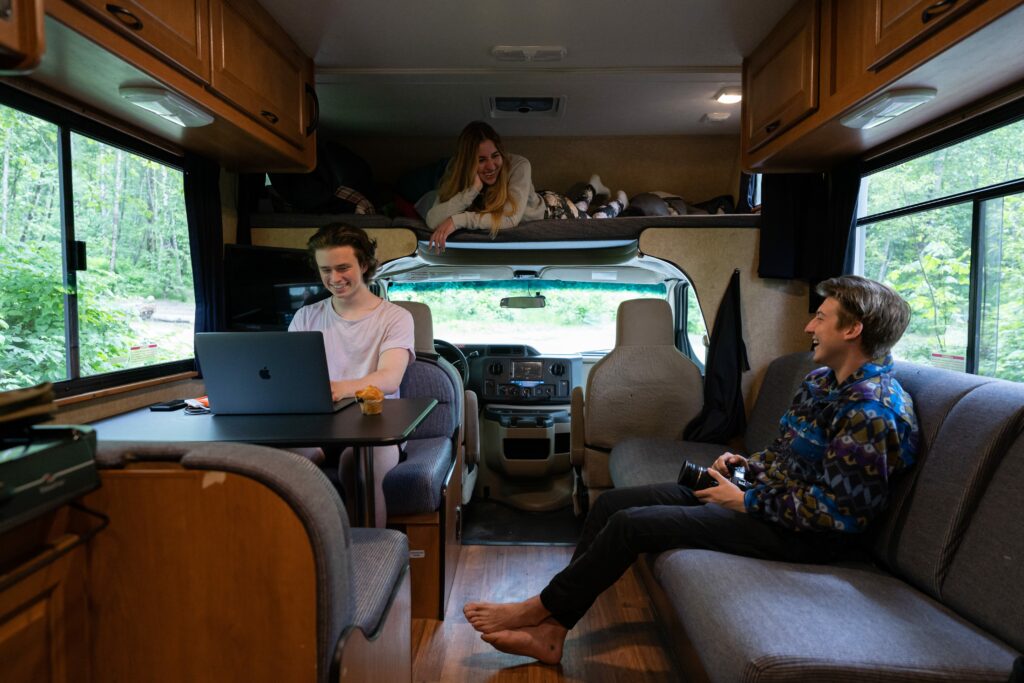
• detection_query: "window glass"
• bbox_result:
[389,280,668,354]
[686,284,707,365]
[978,192,1024,381]
[0,106,64,390]
[863,118,1024,217]
[71,133,194,376]
[856,113,1024,379]
[860,203,972,369]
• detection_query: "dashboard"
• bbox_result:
[461,344,582,405]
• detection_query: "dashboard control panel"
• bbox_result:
[469,355,582,404]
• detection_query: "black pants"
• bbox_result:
[539,483,848,629]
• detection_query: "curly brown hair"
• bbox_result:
[306,223,379,281]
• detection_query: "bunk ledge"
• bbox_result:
[248,213,761,244]
[619,353,1024,682]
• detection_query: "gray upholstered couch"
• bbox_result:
[611,352,1024,682]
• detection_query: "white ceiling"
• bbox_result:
[257,0,798,137]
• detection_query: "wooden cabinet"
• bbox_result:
[0,513,91,683]
[26,0,316,171]
[0,0,45,73]
[68,0,209,82]
[743,0,819,152]
[742,0,1024,171]
[863,0,982,70]
[210,0,311,148]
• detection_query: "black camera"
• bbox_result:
[678,460,752,491]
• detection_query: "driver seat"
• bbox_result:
[388,300,477,618]
[571,298,703,514]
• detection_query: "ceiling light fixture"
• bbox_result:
[714,87,742,104]
[119,86,214,128]
[840,88,937,130]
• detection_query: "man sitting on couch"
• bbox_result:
[464,275,920,664]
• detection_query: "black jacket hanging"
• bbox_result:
[683,269,750,443]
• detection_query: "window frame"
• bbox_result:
[0,84,197,397]
[854,98,1024,376]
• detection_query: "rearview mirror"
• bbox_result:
[500,294,546,309]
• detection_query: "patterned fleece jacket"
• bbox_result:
[743,354,919,534]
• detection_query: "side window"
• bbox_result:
[853,117,1024,381]
[0,101,195,392]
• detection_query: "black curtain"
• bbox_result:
[683,269,750,443]
[758,162,862,308]
[234,173,265,246]
[185,154,226,334]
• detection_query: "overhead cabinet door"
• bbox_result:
[743,0,820,152]
[209,0,308,148]
[863,0,983,70]
[70,0,210,81]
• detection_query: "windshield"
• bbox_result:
[389,280,670,354]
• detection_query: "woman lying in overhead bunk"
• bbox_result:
[426,121,628,252]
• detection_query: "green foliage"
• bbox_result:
[861,122,1024,382]
[1,103,194,391]
[0,241,135,389]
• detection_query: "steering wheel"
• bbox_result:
[433,339,469,385]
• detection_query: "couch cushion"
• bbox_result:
[869,364,995,567]
[942,427,1024,653]
[382,436,452,516]
[609,436,725,489]
[348,528,408,635]
[651,549,1019,682]
[886,380,1024,599]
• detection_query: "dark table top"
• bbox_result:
[92,398,438,448]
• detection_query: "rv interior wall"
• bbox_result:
[640,228,809,416]
[338,134,742,205]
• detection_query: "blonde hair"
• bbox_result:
[438,121,516,237]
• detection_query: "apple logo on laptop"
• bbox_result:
[259,366,272,380]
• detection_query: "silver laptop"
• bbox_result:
[195,331,355,415]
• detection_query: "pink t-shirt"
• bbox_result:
[288,297,415,397]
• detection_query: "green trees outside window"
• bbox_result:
[856,117,1024,382]
[0,103,194,391]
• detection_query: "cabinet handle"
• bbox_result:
[305,83,320,137]
[105,4,144,31]
[921,0,958,23]
[765,120,781,134]
[260,110,279,125]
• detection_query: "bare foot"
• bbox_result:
[481,618,567,665]
[463,595,549,634]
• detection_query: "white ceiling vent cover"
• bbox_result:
[486,96,567,119]
[491,45,567,62]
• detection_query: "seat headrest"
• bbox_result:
[392,300,434,353]
[616,298,675,346]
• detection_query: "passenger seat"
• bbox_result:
[571,298,704,514]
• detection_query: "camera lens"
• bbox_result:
[678,461,717,490]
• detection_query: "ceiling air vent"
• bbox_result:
[491,45,567,62]
[487,96,566,119]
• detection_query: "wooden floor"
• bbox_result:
[412,545,681,682]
